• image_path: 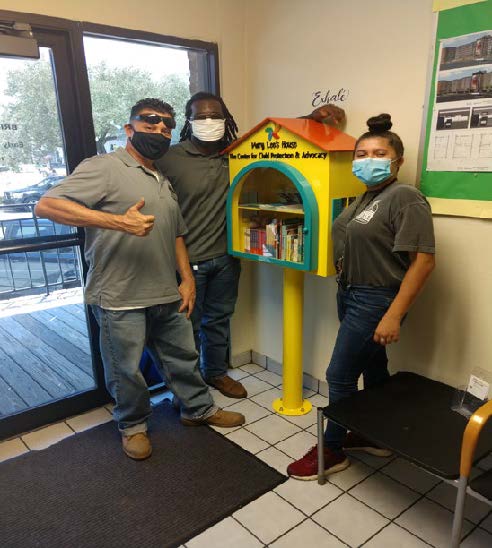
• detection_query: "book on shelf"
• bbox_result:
[246,227,266,255]
[264,219,278,257]
[244,228,250,252]
[243,217,304,263]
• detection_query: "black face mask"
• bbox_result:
[130,131,171,160]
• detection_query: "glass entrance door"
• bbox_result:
[0,33,107,439]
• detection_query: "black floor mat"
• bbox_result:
[1,402,286,548]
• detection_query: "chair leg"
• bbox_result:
[451,475,468,548]
[317,408,326,485]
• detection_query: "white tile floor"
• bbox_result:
[1,363,491,547]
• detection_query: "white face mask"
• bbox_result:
[190,118,225,142]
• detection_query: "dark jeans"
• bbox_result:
[190,254,241,381]
[324,285,398,451]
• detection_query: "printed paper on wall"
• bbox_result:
[426,31,492,172]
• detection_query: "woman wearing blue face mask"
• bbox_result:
[288,113,436,480]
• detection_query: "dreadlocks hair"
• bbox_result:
[180,91,238,146]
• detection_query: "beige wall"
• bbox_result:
[244,0,492,387]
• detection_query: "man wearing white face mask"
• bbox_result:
[156,92,246,399]
[157,92,346,400]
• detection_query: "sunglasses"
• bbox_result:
[131,114,176,129]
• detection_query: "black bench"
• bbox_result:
[316,372,492,547]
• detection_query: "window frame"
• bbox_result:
[0,9,220,165]
[82,21,219,98]
[0,9,219,438]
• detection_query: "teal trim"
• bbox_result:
[230,250,307,270]
[331,198,344,225]
[227,161,318,271]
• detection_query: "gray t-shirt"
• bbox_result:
[44,148,187,309]
[156,140,229,263]
[332,181,435,288]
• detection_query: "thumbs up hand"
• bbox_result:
[121,198,155,236]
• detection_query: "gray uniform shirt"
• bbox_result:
[332,182,435,288]
[156,140,229,263]
[44,148,187,308]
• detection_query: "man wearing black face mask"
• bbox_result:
[35,98,245,461]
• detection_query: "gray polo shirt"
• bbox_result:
[156,140,229,263]
[332,182,435,288]
[44,148,187,309]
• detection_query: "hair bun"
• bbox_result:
[367,113,392,133]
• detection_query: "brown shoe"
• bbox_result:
[208,375,247,398]
[181,408,245,428]
[122,432,152,460]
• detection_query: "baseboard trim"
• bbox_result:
[247,350,324,394]
[230,350,252,368]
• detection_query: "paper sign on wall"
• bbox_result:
[426,30,492,173]
[467,374,490,400]
[420,0,492,215]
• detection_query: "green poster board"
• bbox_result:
[421,0,492,202]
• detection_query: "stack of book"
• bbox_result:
[244,227,266,255]
[244,217,304,263]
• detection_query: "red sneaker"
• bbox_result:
[287,446,350,481]
[343,432,392,457]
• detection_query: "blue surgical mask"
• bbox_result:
[352,158,396,187]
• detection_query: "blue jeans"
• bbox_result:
[324,285,398,451]
[91,302,216,435]
[190,254,241,381]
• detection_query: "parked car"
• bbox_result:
[2,175,65,209]
[0,217,81,297]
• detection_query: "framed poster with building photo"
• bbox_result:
[421,0,492,218]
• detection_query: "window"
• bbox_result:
[83,35,214,151]
[0,9,218,438]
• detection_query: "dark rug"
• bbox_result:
[1,402,286,548]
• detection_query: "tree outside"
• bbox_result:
[88,62,189,154]
[0,57,190,170]
[0,61,62,171]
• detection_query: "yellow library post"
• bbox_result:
[225,118,365,415]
